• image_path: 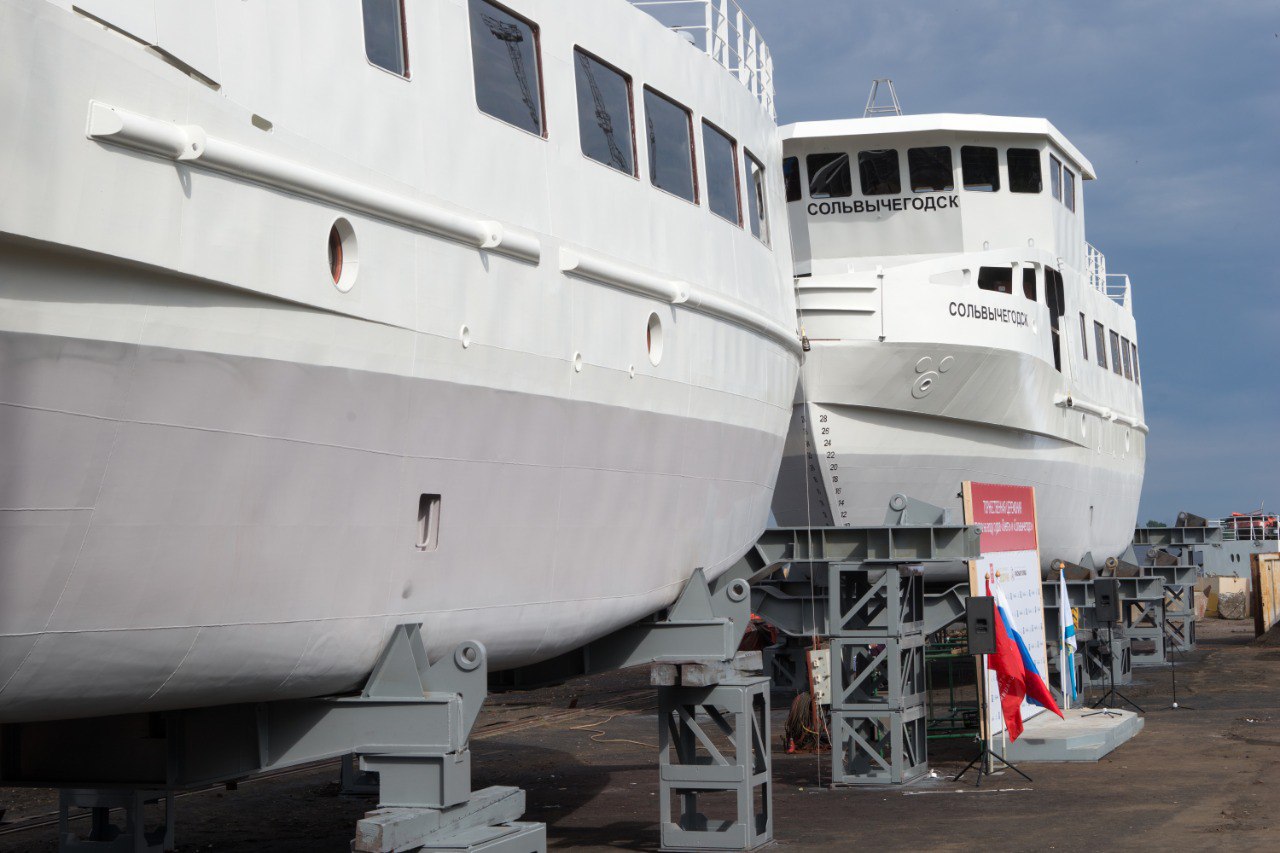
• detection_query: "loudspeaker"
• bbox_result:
[1094,578,1121,623]
[966,596,996,656]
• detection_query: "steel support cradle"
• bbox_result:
[831,705,929,785]
[747,498,980,787]
[585,567,772,851]
[658,677,772,851]
[3,625,545,853]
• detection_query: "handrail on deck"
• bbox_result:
[1086,242,1133,311]
[1219,512,1279,542]
[629,0,775,118]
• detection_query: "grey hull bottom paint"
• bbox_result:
[773,407,1144,569]
[0,331,783,722]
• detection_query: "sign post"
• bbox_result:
[962,482,1048,752]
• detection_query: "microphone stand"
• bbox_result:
[1085,621,1143,716]
[1163,598,1194,710]
[954,653,1033,787]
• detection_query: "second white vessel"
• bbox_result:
[771,112,1146,568]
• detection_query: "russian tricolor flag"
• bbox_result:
[987,579,1064,740]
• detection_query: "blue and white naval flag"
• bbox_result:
[1059,569,1077,706]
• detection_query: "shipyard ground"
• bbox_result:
[2,619,1277,852]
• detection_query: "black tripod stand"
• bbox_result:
[1162,598,1194,710]
[1085,622,1143,716]
[954,653,1033,787]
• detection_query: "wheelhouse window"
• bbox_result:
[783,156,801,201]
[978,267,1013,295]
[1008,148,1042,193]
[1094,321,1108,368]
[573,49,634,175]
[1064,168,1076,212]
[961,145,999,191]
[362,0,408,76]
[807,152,851,199]
[908,146,953,193]
[1120,336,1133,379]
[470,0,544,136]
[702,121,741,225]
[1131,342,1141,385]
[746,151,769,244]
[1079,313,1089,361]
[643,87,696,203]
[858,149,901,195]
[1109,330,1124,375]
[1050,154,1063,201]
[1022,268,1037,301]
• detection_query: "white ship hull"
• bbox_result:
[0,0,799,722]
[773,341,1146,567]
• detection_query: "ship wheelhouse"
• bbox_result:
[780,114,1143,415]
[783,115,1095,275]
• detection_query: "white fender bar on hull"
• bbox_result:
[85,101,800,355]
[1054,393,1148,434]
[86,101,541,264]
[560,248,802,355]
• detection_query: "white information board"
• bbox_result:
[964,482,1049,741]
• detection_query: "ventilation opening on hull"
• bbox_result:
[647,312,664,366]
[417,494,441,551]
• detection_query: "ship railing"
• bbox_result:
[629,0,775,118]
[1219,513,1279,542]
[1086,243,1133,311]
[1085,242,1107,291]
[1105,274,1132,310]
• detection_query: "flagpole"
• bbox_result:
[985,657,995,775]
[1059,569,1070,711]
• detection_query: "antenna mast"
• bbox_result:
[864,78,903,117]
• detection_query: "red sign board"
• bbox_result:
[964,482,1038,553]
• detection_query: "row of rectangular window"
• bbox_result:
[782,146,1075,209]
[361,0,770,244]
[1081,314,1139,384]
[976,266,1139,383]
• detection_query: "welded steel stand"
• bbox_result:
[56,789,174,853]
[746,497,983,787]
[7,626,544,853]
[656,671,772,851]
[586,568,772,851]
[345,627,545,852]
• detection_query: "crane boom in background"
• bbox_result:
[482,14,540,129]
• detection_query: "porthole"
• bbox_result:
[1081,414,1088,437]
[647,313,664,366]
[327,218,358,292]
[460,325,472,348]
[573,351,584,373]
[1125,430,1131,453]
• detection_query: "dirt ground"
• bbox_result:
[2,618,1277,852]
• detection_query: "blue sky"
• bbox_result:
[742,0,1279,525]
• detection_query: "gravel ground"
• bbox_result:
[2,618,1277,851]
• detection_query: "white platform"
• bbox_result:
[999,707,1144,763]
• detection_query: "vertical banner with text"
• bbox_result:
[963,482,1048,741]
